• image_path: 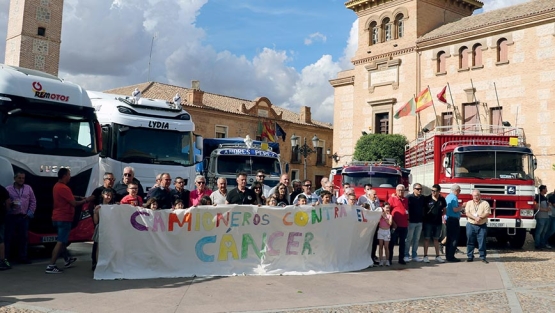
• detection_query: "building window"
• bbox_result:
[459,46,469,70]
[369,21,378,45]
[441,112,453,132]
[215,125,227,138]
[315,140,325,165]
[472,44,483,67]
[436,51,446,73]
[490,107,503,133]
[375,113,389,134]
[395,14,404,38]
[37,27,46,36]
[463,103,479,132]
[291,146,301,164]
[382,18,392,42]
[290,170,299,182]
[497,38,508,63]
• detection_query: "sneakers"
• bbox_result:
[546,244,553,249]
[403,256,411,263]
[0,259,12,271]
[413,257,423,262]
[64,257,77,268]
[379,260,384,267]
[385,260,391,267]
[45,265,63,274]
[435,256,445,263]
[422,256,430,263]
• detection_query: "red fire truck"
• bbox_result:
[330,160,410,202]
[404,125,536,248]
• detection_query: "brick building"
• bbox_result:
[4,0,63,76]
[330,0,555,185]
[106,82,334,187]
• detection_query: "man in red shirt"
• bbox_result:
[388,184,409,265]
[46,168,92,274]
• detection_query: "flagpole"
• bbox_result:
[493,82,502,128]
[447,83,461,133]
[428,85,439,131]
[470,79,483,133]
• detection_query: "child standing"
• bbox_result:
[120,183,143,207]
[144,197,158,210]
[378,202,393,266]
[92,188,115,271]
[173,199,184,210]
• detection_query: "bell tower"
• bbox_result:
[4,0,64,76]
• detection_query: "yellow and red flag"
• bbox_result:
[437,86,447,103]
[261,120,276,142]
[394,97,416,119]
[415,87,433,113]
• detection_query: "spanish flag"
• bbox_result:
[261,120,276,142]
[415,87,433,113]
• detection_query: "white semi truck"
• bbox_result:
[88,91,202,191]
[0,64,101,246]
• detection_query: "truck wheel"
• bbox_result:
[496,235,509,247]
[508,229,527,249]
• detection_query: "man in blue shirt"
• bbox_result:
[445,184,463,262]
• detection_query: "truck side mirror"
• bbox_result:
[533,157,537,170]
[195,135,203,150]
[285,162,290,174]
[203,158,209,171]
[195,154,202,163]
[443,156,452,178]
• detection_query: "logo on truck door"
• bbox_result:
[148,121,169,129]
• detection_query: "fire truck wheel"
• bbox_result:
[495,235,509,247]
[508,229,526,249]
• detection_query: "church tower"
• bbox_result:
[4,0,64,76]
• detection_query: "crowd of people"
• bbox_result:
[1,167,553,274]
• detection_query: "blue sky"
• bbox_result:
[0,0,529,124]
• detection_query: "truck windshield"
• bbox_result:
[114,124,193,166]
[454,151,534,180]
[216,155,281,176]
[0,97,97,157]
[343,172,400,188]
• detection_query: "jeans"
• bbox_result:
[547,216,555,239]
[4,214,29,260]
[466,223,487,260]
[535,217,550,248]
[389,227,408,263]
[445,217,460,260]
[405,222,422,258]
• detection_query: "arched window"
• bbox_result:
[459,46,469,70]
[369,21,378,45]
[437,51,446,73]
[497,38,508,63]
[472,44,482,67]
[395,14,404,39]
[382,18,392,42]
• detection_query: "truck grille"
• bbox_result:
[483,199,517,217]
[474,185,507,195]
[13,165,92,234]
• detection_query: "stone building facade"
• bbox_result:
[4,0,63,76]
[106,82,334,187]
[331,0,555,185]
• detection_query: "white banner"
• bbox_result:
[94,204,380,280]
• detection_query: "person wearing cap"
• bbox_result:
[535,185,550,250]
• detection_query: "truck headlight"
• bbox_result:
[520,209,534,217]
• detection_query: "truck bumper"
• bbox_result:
[460,218,536,229]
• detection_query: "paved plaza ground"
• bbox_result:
[0,235,553,313]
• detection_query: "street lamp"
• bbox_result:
[326,148,340,163]
[290,134,319,179]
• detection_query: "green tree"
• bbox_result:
[353,133,408,167]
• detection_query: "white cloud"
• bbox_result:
[304,32,327,46]
[482,0,530,12]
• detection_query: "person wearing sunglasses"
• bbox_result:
[226,172,256,205]
[113,166,145,202]
[405,183,425,263]
[250,170,271,198]
[190,175,212,207]
[292,179,320,205]
[251,182,266,205]
[422,184,447,264]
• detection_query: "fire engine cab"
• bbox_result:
[331,159,410,203]
[405,124,536,248]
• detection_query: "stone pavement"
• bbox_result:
[0,235,554,313]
